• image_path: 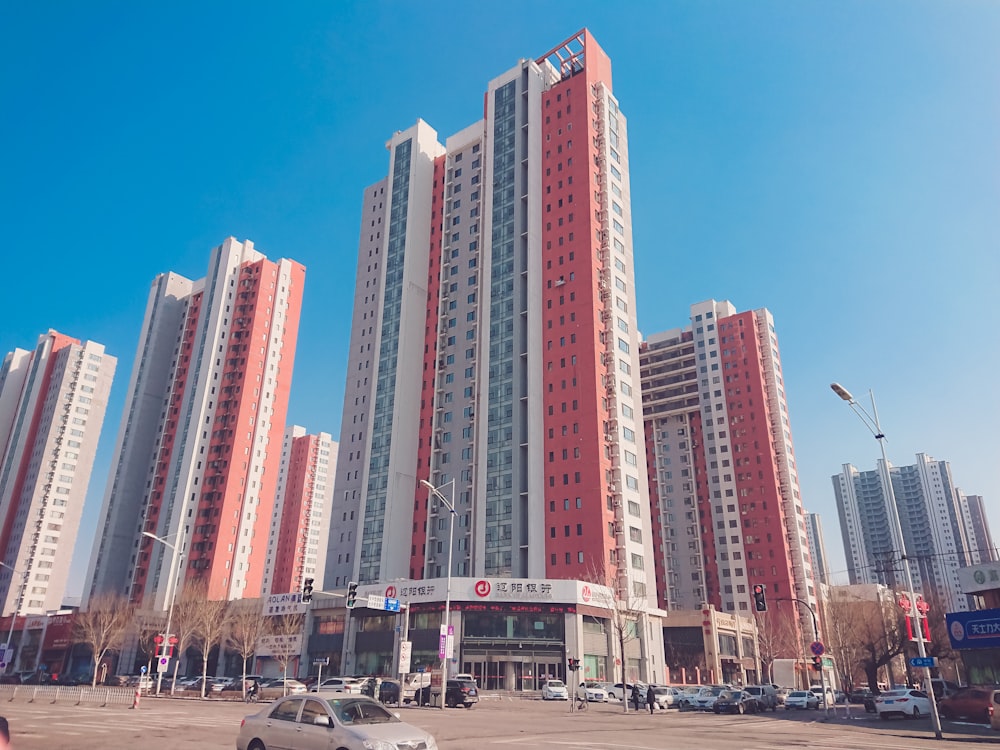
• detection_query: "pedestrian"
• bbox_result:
[0,715,10,749]
[647,685,657,714]
[631,683,642,712]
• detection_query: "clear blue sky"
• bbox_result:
[2,1,998,597]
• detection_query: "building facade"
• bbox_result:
[833,453,978,613]
[85,238,305,608]
[639,300,818,654]
[806,513,832,586]
[0,331,116,617]
[325,29,663,679]
[262,426,336,596]
[957,492,996,565]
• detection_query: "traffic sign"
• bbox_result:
[399,640,412,674]
[385,597,401,612]
[810,641,825,656]
[157,656,170,673]
[140,665,148,675]
[909,656,937,668]
[366,594,387,610]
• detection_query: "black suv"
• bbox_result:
[417,679,479,708]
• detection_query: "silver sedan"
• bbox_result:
[237,694,438,750]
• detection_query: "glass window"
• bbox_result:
[270,698,302,722]
[300,699,328,725]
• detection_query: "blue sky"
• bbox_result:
[2,1,998,596]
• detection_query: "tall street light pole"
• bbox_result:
[420,478,456,710]
[142,531,184,696]
[831,383,943,739]
[0,561,28,674]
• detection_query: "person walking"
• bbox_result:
[647,685,657,714]
[631,683,642,712]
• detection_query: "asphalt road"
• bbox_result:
[2,695,997,749]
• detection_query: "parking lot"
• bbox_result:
[0,691,996,750]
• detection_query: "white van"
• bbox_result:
[402,672,432,703]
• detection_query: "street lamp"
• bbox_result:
[142,531,184,696]
[0,561,28,674]
[830,383,943,739]
[420,478,456,710]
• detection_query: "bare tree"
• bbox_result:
[754,610,798,684]
[190,594,232,698]
[268,613,304,694]
[228,598,270,698]
[825,588,906,692]
[168,581,207,695]
[584,562,646,713]
[133,610,166,677]
[73,593,134,687]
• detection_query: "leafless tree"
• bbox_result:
[584,561,647,713]
[73,592,134,687]
[228,598,270,698]
[190,592,232,698]
[825,588,906,692]
[754,610,798,684]
[168,580,207,695]
[132,610,166,677]
[268,612,304,693]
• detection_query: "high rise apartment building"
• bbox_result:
[0,331,115,615]
[327,30,657,607]
[806,513,832,587]
[262,426,336,595]
[639,300,817,649]
[833,453,979,612]
[957,492,996,565]
[85,238,305,608]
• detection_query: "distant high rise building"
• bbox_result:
[806,513,832,586]
[957,492,996,564]
[85,238,305,608]
[262,427,336,595]
[0,331,116,615]
[326,30,657,608]
[639,300,818,651]
[833,453,974,612]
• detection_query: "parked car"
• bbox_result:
[542,679,569,700]
[937,687,994,723]
[402,672,432,703]
[744,685,778,711]
[690,686,727,711]
[647,685,681,708]
[415,679,479,708]
[809,685,835,706]
[774,687,790,706]
[578,682,610,702]
[677,685,707,709]
[990,690,1000,731]
[713,690,760,714]
[785,690,820,710]
[874,689,932,719]
[378,679,401,705]
[849,688,874,704]
[236,695,437,750]
[312,676,364,694]
[260,678,308,699]
[930,678,961,700]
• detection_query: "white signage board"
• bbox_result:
[263,592,306,616]
[399,641,412,674]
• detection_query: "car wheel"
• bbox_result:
[248,741,266,750]
[938,707,950,719]
[911,707,920,719]
[737,704,745,715]
[879,713,888,721]
[464,703,473,709]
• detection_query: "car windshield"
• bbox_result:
[744,687,761,694]
[790,691,809,697]
[708,688,725,696]
[548,681,564,687]
[325,698,399,725]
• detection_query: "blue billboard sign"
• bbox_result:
[946,608,1000,650]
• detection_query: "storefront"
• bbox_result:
[305,577,668,689]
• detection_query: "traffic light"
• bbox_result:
[811,656,822,672]
[302,577,314,603]
[752,583,767,612]
[346,581,358,609]
[568,658,579,671]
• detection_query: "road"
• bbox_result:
[2,696,996,749]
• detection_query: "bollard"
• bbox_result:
[131,686,141,709]
[53,687,59,704]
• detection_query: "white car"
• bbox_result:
[312,676,364,694]
[784,690,820,710]
[578,682,610,702]
[606,682,647,702]
[237,695,438,750]
[874,689,932,719]
[648,685,682,708]
[541,679,569,700]
[690,686,727,711]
